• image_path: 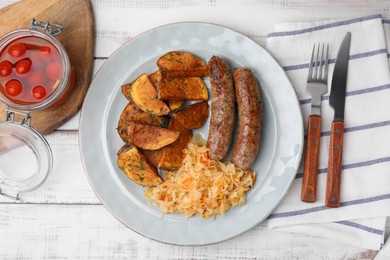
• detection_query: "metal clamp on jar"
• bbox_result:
[0,19,75,200]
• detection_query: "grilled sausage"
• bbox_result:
[232,68,262,169]
[206,56,235,160]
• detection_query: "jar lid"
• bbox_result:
[0,111,52,199]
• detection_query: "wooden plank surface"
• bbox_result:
[1,0,390,259]
[0,205,379,260]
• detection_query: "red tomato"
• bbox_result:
[5,79,22,96]
[0,60,13,77]
[32,85,46,100]
[46,62,61,80]
[15,59,32,74]
[28,71,45,86]
[8,43,26,58]
[39,46,51,59]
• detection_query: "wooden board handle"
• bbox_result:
[301,115,321,202]
[325,120,344,207]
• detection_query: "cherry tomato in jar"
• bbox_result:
[8,43,26,58]
[0,60,13,77]
[5,79,22,96]
[46,62,61,80]
[15,58,32,74]
[39,46,51,59]
[32,85,46,100]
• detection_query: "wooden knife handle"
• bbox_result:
[325,120,344,207]
[301,115,321,202]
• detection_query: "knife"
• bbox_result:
[325,32,351,208]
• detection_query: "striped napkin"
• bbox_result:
[265,14,390,250]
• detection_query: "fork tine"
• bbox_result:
[318,43,324,80]
[323,44,329,81]
[314,43,320,79]
[307,44,315,80]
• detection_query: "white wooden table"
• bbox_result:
[1,0,389,259]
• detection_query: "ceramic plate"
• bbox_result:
[79,22,303,245]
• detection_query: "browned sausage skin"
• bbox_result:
[232,68,262,169]
[206,56,235,160]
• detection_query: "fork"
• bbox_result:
[301,43,329,203]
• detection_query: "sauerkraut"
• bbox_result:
[144,134,255,218]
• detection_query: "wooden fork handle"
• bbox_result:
[301,115,321,202]
[325,120,344,208]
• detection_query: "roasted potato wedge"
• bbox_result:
[118,102,143,122]
[149,70,185,111]
[121,83,133,101]
[123,71,161,102]
[173,101,209,129]
[117,102,163,143]
[130,73,170,115]
[158,76,208,101]
[148,70,162,88]
[158,117,193,171]
[141,149,162,168]
[118,102,163,125]
[126,122,180,150]
[117,102,142,143]
[117,145,162,186]
[157,51,208,77]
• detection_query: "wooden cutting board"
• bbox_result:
[0,0,94,134]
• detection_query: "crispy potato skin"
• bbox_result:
[117,145,162,186]
[173,101,209,129]
[157,51,208,77]
[141,148,162,168]
[117,102,163,143]
[159,76,208,101]
[148,70,163,89]
[158,118,192,171]
[126,122,180,150]
[232,68,262,169]
[148,70,185,111]
[122,83,133,102]
[123,71,162,102]
[130,73,170,115]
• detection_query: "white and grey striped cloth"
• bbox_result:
[265,14,390,250]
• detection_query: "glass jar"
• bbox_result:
[0,19,75,200]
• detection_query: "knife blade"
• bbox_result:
[325,32,351,208]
